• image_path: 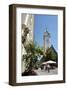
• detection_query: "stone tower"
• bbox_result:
[43,28,51,53]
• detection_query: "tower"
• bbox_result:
[43,28,51,53]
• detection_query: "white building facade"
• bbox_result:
[21,14,34,73]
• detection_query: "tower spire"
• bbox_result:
[46,27,48,32]
[45,25,48,32]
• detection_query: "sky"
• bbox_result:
[34,14,58,52]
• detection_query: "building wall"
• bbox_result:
[21,14,34,72]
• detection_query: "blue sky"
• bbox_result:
[34,14,58,52]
